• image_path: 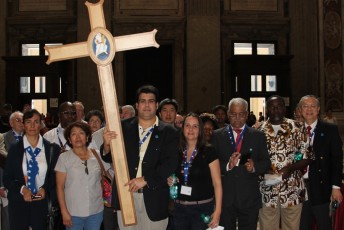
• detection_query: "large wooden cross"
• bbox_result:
[45,0,159,226]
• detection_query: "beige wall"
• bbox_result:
[186,0,221,112]
[289,0,320,108]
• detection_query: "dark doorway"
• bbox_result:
[3,56,74,125]
[229,55,293,117]
[124,45,173,104]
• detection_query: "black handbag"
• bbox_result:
[45,143,64,230]
[46,205,63,230]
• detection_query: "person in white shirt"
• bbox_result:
[55,121,103,229]
[4,109,60,230]
[43,102,77,153]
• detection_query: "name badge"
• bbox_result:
[180,185,192,196]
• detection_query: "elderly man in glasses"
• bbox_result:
[43,101,77,153]
[299,95,343,230]
[0,111,24,230]
[3,111,24,151]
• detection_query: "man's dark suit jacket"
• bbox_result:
[101,117,179,221]
[212,126,271,210]
[3,138,60,204]
[3,129,17,152]
[308,120,343,206]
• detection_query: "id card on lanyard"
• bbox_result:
[180,147,197,196]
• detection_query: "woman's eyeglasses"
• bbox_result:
[82,160,89,175]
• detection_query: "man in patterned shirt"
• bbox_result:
[258,95,315,230]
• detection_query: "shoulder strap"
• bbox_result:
[90,148,111,179]
[49,143,54,165]
[47,143,54,211]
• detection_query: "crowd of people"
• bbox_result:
[0,85,342,230]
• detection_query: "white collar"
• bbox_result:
[304,120,318,130]
[230,124,246,131]
[139,116,159,131]
[23,135,43,150]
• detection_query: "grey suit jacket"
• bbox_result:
[212,125,270,210]
[3,130,17,152]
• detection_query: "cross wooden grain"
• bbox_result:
[44,0,159,226]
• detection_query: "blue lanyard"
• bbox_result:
[308,127,316,147]
[182,147,198,185]
[56,128,67,149]
[227,126,246,152]
[139,126,154,148]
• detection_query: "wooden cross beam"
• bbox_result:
[45,0,159,226]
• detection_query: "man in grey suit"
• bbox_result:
[212,98,270,230]
[0,133,8,230]
[3,111,24,151]
[1,111,23,230]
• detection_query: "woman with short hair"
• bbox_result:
[55,121,103,230]
[85,110,104,134]
[4,109,60,230]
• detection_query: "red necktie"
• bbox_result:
[234,129,242,152]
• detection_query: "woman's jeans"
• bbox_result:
[67,211,103,230]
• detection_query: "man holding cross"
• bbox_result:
[45,1,165,225]
[101,85,179,230]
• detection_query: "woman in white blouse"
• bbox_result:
[55,121,103,230]
[4,109,60,230]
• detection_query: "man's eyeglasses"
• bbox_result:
[15,118,23,123]
[302,104,318,109]
[82,160,89,175]
[61,111,77,116]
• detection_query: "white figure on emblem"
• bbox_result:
[94,33,108,57]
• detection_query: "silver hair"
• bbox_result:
[122,105,136,116]
[73,101,84,109]
[9,111,23,121]
[299,95,320,107]
[228,98,248,112]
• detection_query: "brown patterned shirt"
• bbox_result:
[259,118,315,208]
